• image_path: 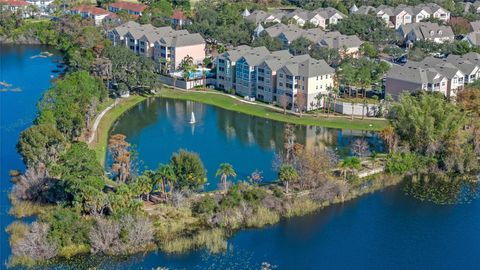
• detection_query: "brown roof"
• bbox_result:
[109,1,147,13]
[71,5,112,16]
[172,10,187,20]
[0,0,29,7]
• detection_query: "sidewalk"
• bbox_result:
[168,86,386,122]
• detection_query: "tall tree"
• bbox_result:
[108,134,131,184]
[278,164,298,194]
[170,149,206,190]
[215,163,236,192]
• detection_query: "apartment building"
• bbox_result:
[69,5,117,25]
[26,0,53,16]
[244,7,344,29]
[385,64,449,99]
[353,3,450,29]
[0,0,30,16]
[236,50,292,97]
[316,32,364,57]
[109,21,205,72]
[398,22,454,44]
[215,45,335,110]
[276,57,335,111]
[244,9,284,25]
[108,1,147,16]
[385,53,480,99]
[216,46,269,91]
[255,54,313,104]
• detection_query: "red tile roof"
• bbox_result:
[109,1,147,13]
[0,0,30,7]
[71,5,116,16]
[172,10,187,20]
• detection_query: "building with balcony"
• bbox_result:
[108,21,206,72]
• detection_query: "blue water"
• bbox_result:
[2,45,480,270]
[0,45,62,267]
[109,98,384,188]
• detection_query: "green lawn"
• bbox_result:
[157,88,387,131]
[92,95,146,165]
[92,89,387,165]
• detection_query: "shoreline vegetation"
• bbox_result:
[3,5,479,268]
[89,95,147,165]
[90,87,386,166]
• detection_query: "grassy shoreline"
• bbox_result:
[91,95,146,165]
[92,88,387,165]
[157,88,387,131]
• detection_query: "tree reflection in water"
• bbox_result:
[404,174,480,204]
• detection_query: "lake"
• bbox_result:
[108,97,385,188]
[2,45,480,270]
[0,44,63,267]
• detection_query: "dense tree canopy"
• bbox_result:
[332,14,398,45]
[388,92,478,173]
[37,71,107,140]
[186,0,256,45]
[17,124,66,168]
[170,149,207,190]
[103,46,159,95]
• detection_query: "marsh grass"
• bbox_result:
[160,229,227,254]
[58,244,90,259]
[245,206,280,228]
[285,198,321,218]
[9,195,54,218]
[6,221,28,246]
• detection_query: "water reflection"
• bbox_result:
[109,97,385,183]
[404,174,480,204]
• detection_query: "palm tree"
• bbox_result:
[156,164,177,196]
[216,163,236,192]
[278,164,299,194]
[339,157,361,180]
[362,98,368,120]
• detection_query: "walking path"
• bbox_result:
[88,99,118,144]
[169,86,386,121]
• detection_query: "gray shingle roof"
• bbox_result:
[112,21,205,47]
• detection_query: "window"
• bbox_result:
[286,75,293,80]
[258,68,265,73]
[219,59,225,64]
[279,82,283,87]
[219,67,225,72]
[279,73,284,78]
[258,76,264,82]
[258,86,264,90]
[130,38,134,43]
[286,83,293,88]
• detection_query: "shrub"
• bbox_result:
[194,195,217,215]
[242,186,267,203]
[271,185,285,198]
[170,149,206,190]
[385,151,435,174]
[10,222,57,262]
[219,184,243,210]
